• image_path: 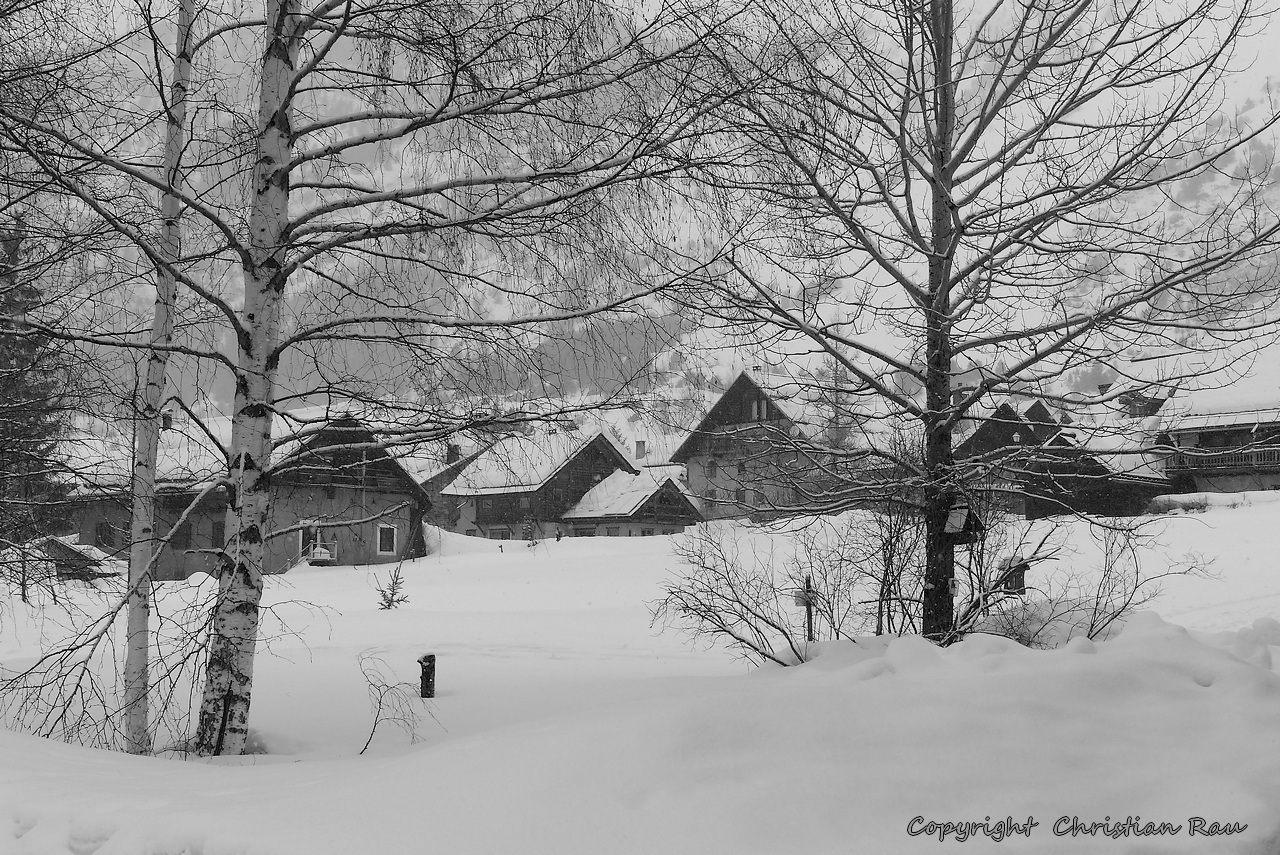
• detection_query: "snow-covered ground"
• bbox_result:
[2,506,1280,855]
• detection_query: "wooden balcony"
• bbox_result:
[1166,446,1280,472]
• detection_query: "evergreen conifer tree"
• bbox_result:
[0,219,71,556]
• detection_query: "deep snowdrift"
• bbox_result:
[1,512,1279,854]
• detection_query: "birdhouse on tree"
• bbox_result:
[943,500,985,546]
[996,555,1029,595]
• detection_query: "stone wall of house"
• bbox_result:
[682,446,804,520]
[68,481,418,580]
[264,481,418,572]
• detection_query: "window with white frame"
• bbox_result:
[376,524,397,555]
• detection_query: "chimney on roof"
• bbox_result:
[635,440,647,459]
[446,442,461,463]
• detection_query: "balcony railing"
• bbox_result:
[1167,447,1280,472]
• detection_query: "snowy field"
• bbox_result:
[3,505,1280,855]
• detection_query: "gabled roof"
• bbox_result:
[560,469,701,520]
[273,417,431,500]
[669,370,845,463]
[60,416,227,495]
[62,409,430,499]
[440,426,637,496]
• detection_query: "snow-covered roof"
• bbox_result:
[33,535,128,576]
[60,405,430,496]
[1130,347,1280,434]
[1107,341,1280,429]
[440,426,635,496]
[560,469,694,519]
[393,433,494,484]
[1045,403,1171,483]
[1168,407,1280,432]
[587,407,689,466]
[59,416,229,495]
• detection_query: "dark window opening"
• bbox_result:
[169,523,190,551]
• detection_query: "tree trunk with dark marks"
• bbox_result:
[192,0,297,757]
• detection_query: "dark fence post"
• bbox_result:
[805,574,814,643]
[418,653,436,698]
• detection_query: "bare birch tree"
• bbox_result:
[684,0,1280,639]
[2,0,735,753]
[121,0,196,757]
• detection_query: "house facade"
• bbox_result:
[669,371,838,519]
[63,415,431,580]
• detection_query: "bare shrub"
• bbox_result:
[358,652,428,755]
[659,509,1205,660]
[974,524,1212,648]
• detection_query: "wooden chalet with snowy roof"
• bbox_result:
[60,412,431,580]
[436,423,703,539]
[954,394,1169,518]
[559,468,702,537]
[1159,362,1280,493]
[440,425,637,539]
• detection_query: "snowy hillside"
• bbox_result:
[2,509,1280,855]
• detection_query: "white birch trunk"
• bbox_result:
[192,0,297,756]
[123,0,194,755]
